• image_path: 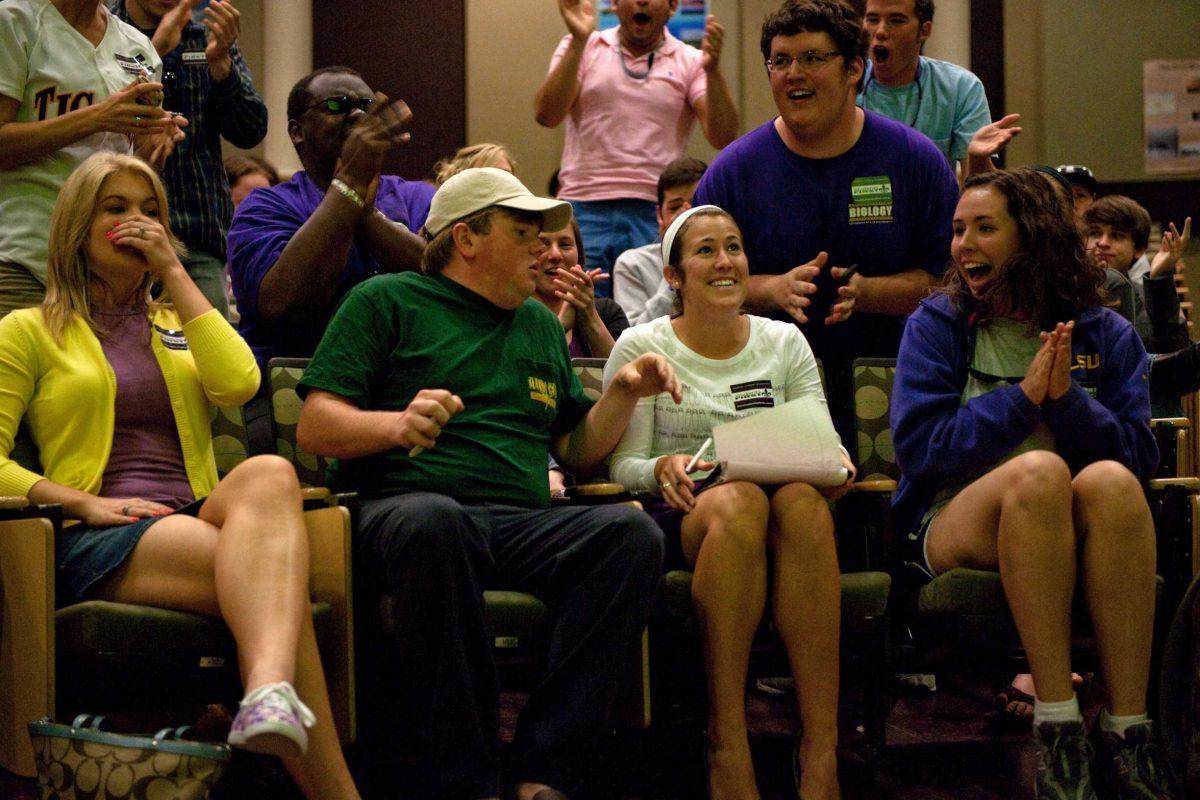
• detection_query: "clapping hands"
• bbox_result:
[1020,321,1075,405]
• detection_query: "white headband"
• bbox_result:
[661,204,726,268]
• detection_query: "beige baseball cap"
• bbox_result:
[423,167,572,238]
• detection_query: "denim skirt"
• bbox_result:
[56,498,204,607]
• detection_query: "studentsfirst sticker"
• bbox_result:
[154,325,189,351]
[848,176,894,224]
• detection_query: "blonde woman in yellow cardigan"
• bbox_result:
[0,152,361,800]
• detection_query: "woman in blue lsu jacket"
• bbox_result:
[0,153,360,799]
[892,168,1175,799]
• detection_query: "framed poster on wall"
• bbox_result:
[1144,60,1200,175]
[598,0,709,48]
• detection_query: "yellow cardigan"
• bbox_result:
[0,306,260,501]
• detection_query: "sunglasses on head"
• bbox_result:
[303,95,375,115]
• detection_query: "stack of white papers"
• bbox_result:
[709,395,848,488]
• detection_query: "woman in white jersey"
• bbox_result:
[0,0,183,316]
[604,205,851,800]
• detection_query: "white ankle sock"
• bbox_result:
[1033,696,1082,728]
[1099,708,1148,739]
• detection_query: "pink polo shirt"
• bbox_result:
[551,27,707,203]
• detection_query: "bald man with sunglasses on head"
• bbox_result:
[227,66,432,373]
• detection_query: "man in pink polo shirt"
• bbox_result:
[535,0,738,297]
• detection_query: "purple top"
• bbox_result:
[693,112,958,365]
[227,170,436,370]
[95,305,194,508]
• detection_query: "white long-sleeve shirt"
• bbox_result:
[603,314,833,492]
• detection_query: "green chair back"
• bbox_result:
[571,357,606,402]
[268,358,330,488]
[210,405,249,479]
[852,358,898,482]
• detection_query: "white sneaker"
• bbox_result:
[754,676,794,695]
[227,681,316,758]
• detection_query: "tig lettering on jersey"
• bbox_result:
[32,87,94,120]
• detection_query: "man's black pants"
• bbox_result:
[351,492,665,799]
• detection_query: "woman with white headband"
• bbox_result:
[604,205,852,800]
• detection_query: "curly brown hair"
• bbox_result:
[943,168,1102,330]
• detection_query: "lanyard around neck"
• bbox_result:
[616,35,665,80]
[860,61,925,128]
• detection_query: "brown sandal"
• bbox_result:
[985,683,1035,733]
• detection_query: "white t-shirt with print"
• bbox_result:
[603,314,835,492]
[0,0,161,281]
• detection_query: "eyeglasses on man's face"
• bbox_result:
[765,50,844,73]
[304,95,375,115]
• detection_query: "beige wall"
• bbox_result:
[241,1,1198,188]
[1005,0,1199,183]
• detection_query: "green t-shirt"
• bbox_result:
[299,272,593,508]
[927,317,1057,513]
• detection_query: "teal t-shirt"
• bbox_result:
[857,56,992,161]
[926,318,1056,515]
[299,272,594,508]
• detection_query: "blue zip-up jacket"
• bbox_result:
[891,292,1157,535]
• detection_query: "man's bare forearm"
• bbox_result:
[744,274,783,315]
[698,71,738,148]
[361,210,426,272]
[258,190,363,322]
[554,385,641,474]
[297,390,400,459]
[534,36,586,128]
[855,269,939,315]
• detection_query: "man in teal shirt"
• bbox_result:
[297,168,679,800]
[859,0,991,174]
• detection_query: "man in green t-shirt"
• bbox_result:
[297,167,680,800]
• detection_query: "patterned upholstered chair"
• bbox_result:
[0,495,355,777]
[210,404,249,480]
[268,359,332,488]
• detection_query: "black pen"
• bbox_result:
[837,263,859,283]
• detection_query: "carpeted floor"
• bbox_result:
[1,674,1046,799]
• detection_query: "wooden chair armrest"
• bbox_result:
[303,503,354,744]
[0,507,56,776]
[0,496,29,510]
[1149,477,1200,491]
[1151,417,1191,429]
[300,487,331,503]
[847,479,898,493]
[567,482,627,498]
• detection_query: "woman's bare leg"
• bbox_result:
[925,451,1077,704]
[95,455,359,798]
[680,481,771,800]
[1072,461,1156,716]
[768,482,841,800]
[197,456,308,691]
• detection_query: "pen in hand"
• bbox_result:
[685,437,713,473]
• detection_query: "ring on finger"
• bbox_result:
[138,226,145,238]
[660,482,673,491]
[121,505,131,515]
